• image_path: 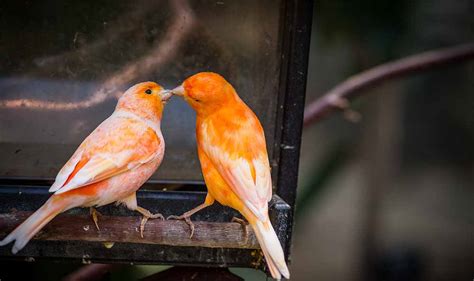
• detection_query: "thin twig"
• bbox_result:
[303,42,474,127]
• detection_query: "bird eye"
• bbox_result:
[145,89,152,95]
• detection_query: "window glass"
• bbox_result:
[0,0,282,183]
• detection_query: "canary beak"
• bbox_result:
[160,89,172,102]
[171,85,185,97]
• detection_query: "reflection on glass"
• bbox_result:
[0,0,282,183]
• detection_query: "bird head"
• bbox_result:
[171,72,237,115]
[116,81,172,121]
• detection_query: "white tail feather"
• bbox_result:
[252,219,290,280]
[0,196,68,254]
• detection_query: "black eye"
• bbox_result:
[145,89,152,95]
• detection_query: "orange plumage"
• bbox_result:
[172,72,290,280]
[0,82,171,253]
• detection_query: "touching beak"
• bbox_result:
[171,85,185,96]
[160,89,172,102]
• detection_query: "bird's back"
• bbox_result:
[196,99,272,221]
[196,101,267,161]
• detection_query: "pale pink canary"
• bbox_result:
[0,82,171,254]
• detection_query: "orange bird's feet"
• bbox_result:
[231,217,249,242]
[166,200,214,239]
[167,214,195,238]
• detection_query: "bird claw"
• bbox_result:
[90,207,102,231]
[167,215,195,238]
[232,217,249,242]
[140,213,165,238]
[152,213,165,220]
[140,216,148,238]
[140,212,164,238]
[231,216,248,226]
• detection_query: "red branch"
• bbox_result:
[303,42,474,127]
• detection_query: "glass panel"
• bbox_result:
[0,0,282,183]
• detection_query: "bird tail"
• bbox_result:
[0,195,70,254]
[251,218,290,280]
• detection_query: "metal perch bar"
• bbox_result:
[0,186,290,266]
[0,212,259,249]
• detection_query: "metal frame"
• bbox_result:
[273,0,313,261]
[0,0,313,273]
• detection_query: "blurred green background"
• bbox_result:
[294,0,473,280]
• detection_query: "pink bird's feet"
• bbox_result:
[90,207,102,231]
[135,206,164,238]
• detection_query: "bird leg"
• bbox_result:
[167,203,207,238]
[135,206,164,238]
[90,207,102,231]
[231,217,249,242]
[167,195,215,238]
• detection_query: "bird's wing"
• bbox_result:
[49,115,161,194]
[199,109,272,221]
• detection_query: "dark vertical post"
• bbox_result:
[274,0,313,260]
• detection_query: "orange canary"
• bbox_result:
[170,72,290,279]
[0,82,171,254]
